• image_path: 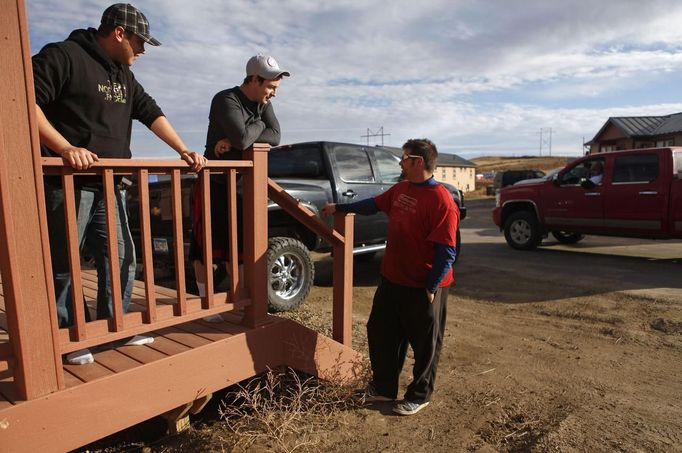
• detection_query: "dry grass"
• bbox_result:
[217,367,367,453]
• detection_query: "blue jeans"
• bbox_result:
[45,183,136,328]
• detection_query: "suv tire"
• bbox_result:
[504,211,541,250]
[551,231,584,244]
[267,237,314,312]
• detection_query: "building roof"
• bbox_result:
[380,145,476,168]
[593,112,682,141]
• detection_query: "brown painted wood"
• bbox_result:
[0,0,61,399]
[155,326,213,349]
[145,335,191,357]
[103,170,125,331]
[62,173,88,340]
[171,170,187,315]
[136,169,157,323]
[199,171,214,307]
[62,369,84,389]
[115,343,167,364]
[174,321,234,342]
[267,179,344,247]
[227,169,241,297]
[242,144,270,327]
[63,361,114,383]
[332,214,354,346]
[94,349,142,373]
[42,157,254,170]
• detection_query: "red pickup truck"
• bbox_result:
[492,147,682,250]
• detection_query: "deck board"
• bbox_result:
[146,334,192,356]
[155,326,214,349]
[115,343,168,364]
[95,349,143,373]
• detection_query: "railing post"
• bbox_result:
[332,213,354,346]
[0,0,61,398]
[242,144,270,327]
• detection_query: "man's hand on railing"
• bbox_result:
[214,138,232,156]
[321,202,337,216]
[180,151,207,172]
[61,146,99,170]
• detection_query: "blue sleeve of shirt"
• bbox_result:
[335,198,379,216]
[426,243,457,293]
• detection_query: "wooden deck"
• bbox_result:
[0,272,362,451]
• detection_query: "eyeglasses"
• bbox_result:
[400,154,423,162]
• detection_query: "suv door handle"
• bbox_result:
[584,192,601,197]
[638,191,658,196]
[342,190,358,198]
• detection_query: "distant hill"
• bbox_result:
[468,155,575,199]
[471,156,573,173]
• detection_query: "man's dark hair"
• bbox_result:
[97,23,134,39]
[243,75,266,85]
[403,138,438,172]
[243,74,285,85]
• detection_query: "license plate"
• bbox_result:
[153,238,169,254]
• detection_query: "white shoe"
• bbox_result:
[202,314,224,323]
[125,335,154,346]
[66,349,94,365]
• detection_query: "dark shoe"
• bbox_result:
[353,383,394,402]
[392,399,430,415]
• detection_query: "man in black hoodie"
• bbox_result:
[32,3,206,364]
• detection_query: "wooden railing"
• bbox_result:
[0,139,355,400]
[39,147,264,353]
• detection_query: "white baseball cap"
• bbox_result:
[246,55,290,79]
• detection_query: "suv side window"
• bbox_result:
[335,146,375,182]
[613,154,658,183]
[269,145,326,179]
[373,149,401,183]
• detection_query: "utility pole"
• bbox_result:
[540,127,553,156]
[361,126,391,146]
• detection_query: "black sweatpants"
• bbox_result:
[367,277,449,403]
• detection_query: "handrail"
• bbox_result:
[267,178,344,247]
[40,157,255,353]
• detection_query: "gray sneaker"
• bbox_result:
[353,383,394,403]
[392,399,430,415]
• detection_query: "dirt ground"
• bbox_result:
[83,198,682,452]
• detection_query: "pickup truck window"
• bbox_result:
[613,154,658,183]
[374,149,401,183]
[674,152,682,174]
[561,161,591,185]
[335,146,375,182]
[269,146,326,179]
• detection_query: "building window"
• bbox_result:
[655,139,674,147]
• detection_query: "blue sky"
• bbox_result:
[26,0,682,158]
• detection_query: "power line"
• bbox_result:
[361,126,390,146]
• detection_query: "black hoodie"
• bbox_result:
[32,28,164,159]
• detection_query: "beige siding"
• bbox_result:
[436,165,476,192]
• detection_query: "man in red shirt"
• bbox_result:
[323,138,459,415]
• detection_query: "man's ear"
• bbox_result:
[113,25,126,42]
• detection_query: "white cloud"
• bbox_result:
[27,0,682,158]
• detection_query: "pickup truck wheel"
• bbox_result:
[551,231,584,244]
[354,251,377,263]
[504,211,541,250]
[267,237,314,312]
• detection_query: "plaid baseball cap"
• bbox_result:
[246,55,290,79]
[101,3,161,46]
